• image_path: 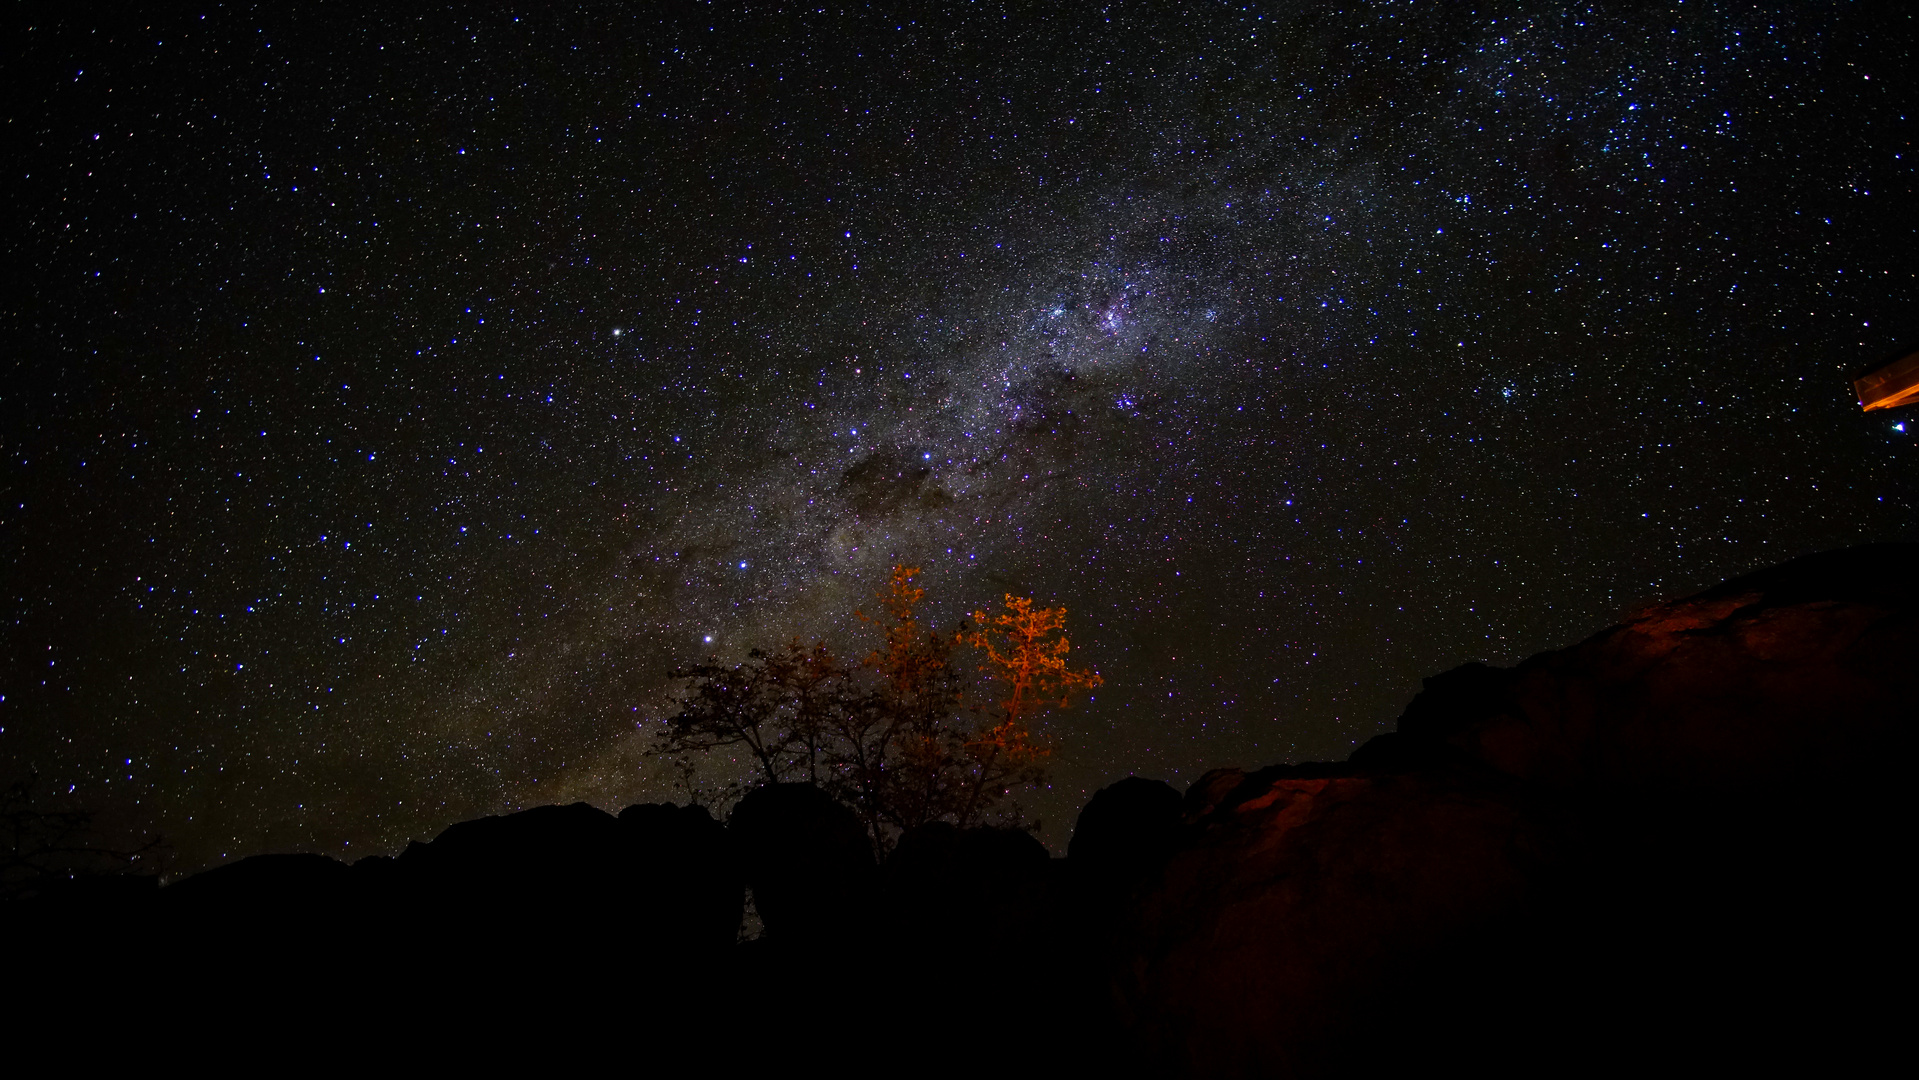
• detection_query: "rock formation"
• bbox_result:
[1107,543,1914,1076]
[1067,775,1182,884]
[727,782,872,946]
[1352,543,1913,791]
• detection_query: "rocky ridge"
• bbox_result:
[9,545,1909,1073]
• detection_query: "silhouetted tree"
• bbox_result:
[836,565,973,849]
[652,639,853,804]
[759,638,850,785]
[2,775,163,902]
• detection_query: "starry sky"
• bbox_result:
[5,2,1914,868]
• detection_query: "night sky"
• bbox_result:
[5,3,1914,869]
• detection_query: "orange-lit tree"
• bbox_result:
[651,565,1100,850]
[830,566,970,850]
[959,594,1102,826]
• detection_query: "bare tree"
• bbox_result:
[2,775,164,902]
[651,639,854,805]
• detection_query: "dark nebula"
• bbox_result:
[4,3,1913,868]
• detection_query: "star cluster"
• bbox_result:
[4,3,1913,864]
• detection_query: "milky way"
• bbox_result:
[6,3,1914,866]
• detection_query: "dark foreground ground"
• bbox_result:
[8,545,1910,1075]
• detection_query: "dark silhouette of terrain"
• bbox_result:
[6,544,1909,1073]
[1116,543,1913,1076]
[728,781,873,947]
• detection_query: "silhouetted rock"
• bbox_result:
[104,798,745,1019]
[887,818,961,868]
[395,802,624,894]
[958,823,1050,876]
[862,823,1070,1068]
[886,820,1050,887]
[14,798,738,1052]
[1067,777,1181,880]
[161,851,358,930]
[728,783,872,945]
[619,800,743,952]
[887,822,1051,944]
[360,801,740,978]
[165,851,353,901]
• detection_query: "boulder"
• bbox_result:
[886,822,1052,947]
[133,800,741,1003]
[377,802,636,974]
[727,783,873,945]
[157,851,363,962]
[1067,776,1182,880]
[618,800,743,952]
[22,800,738,1047]
[162,851,353,904]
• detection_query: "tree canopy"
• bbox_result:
[649,566,1100,853]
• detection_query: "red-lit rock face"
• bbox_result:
[1411,558,1914,793]
[1115,771,1544,1078]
